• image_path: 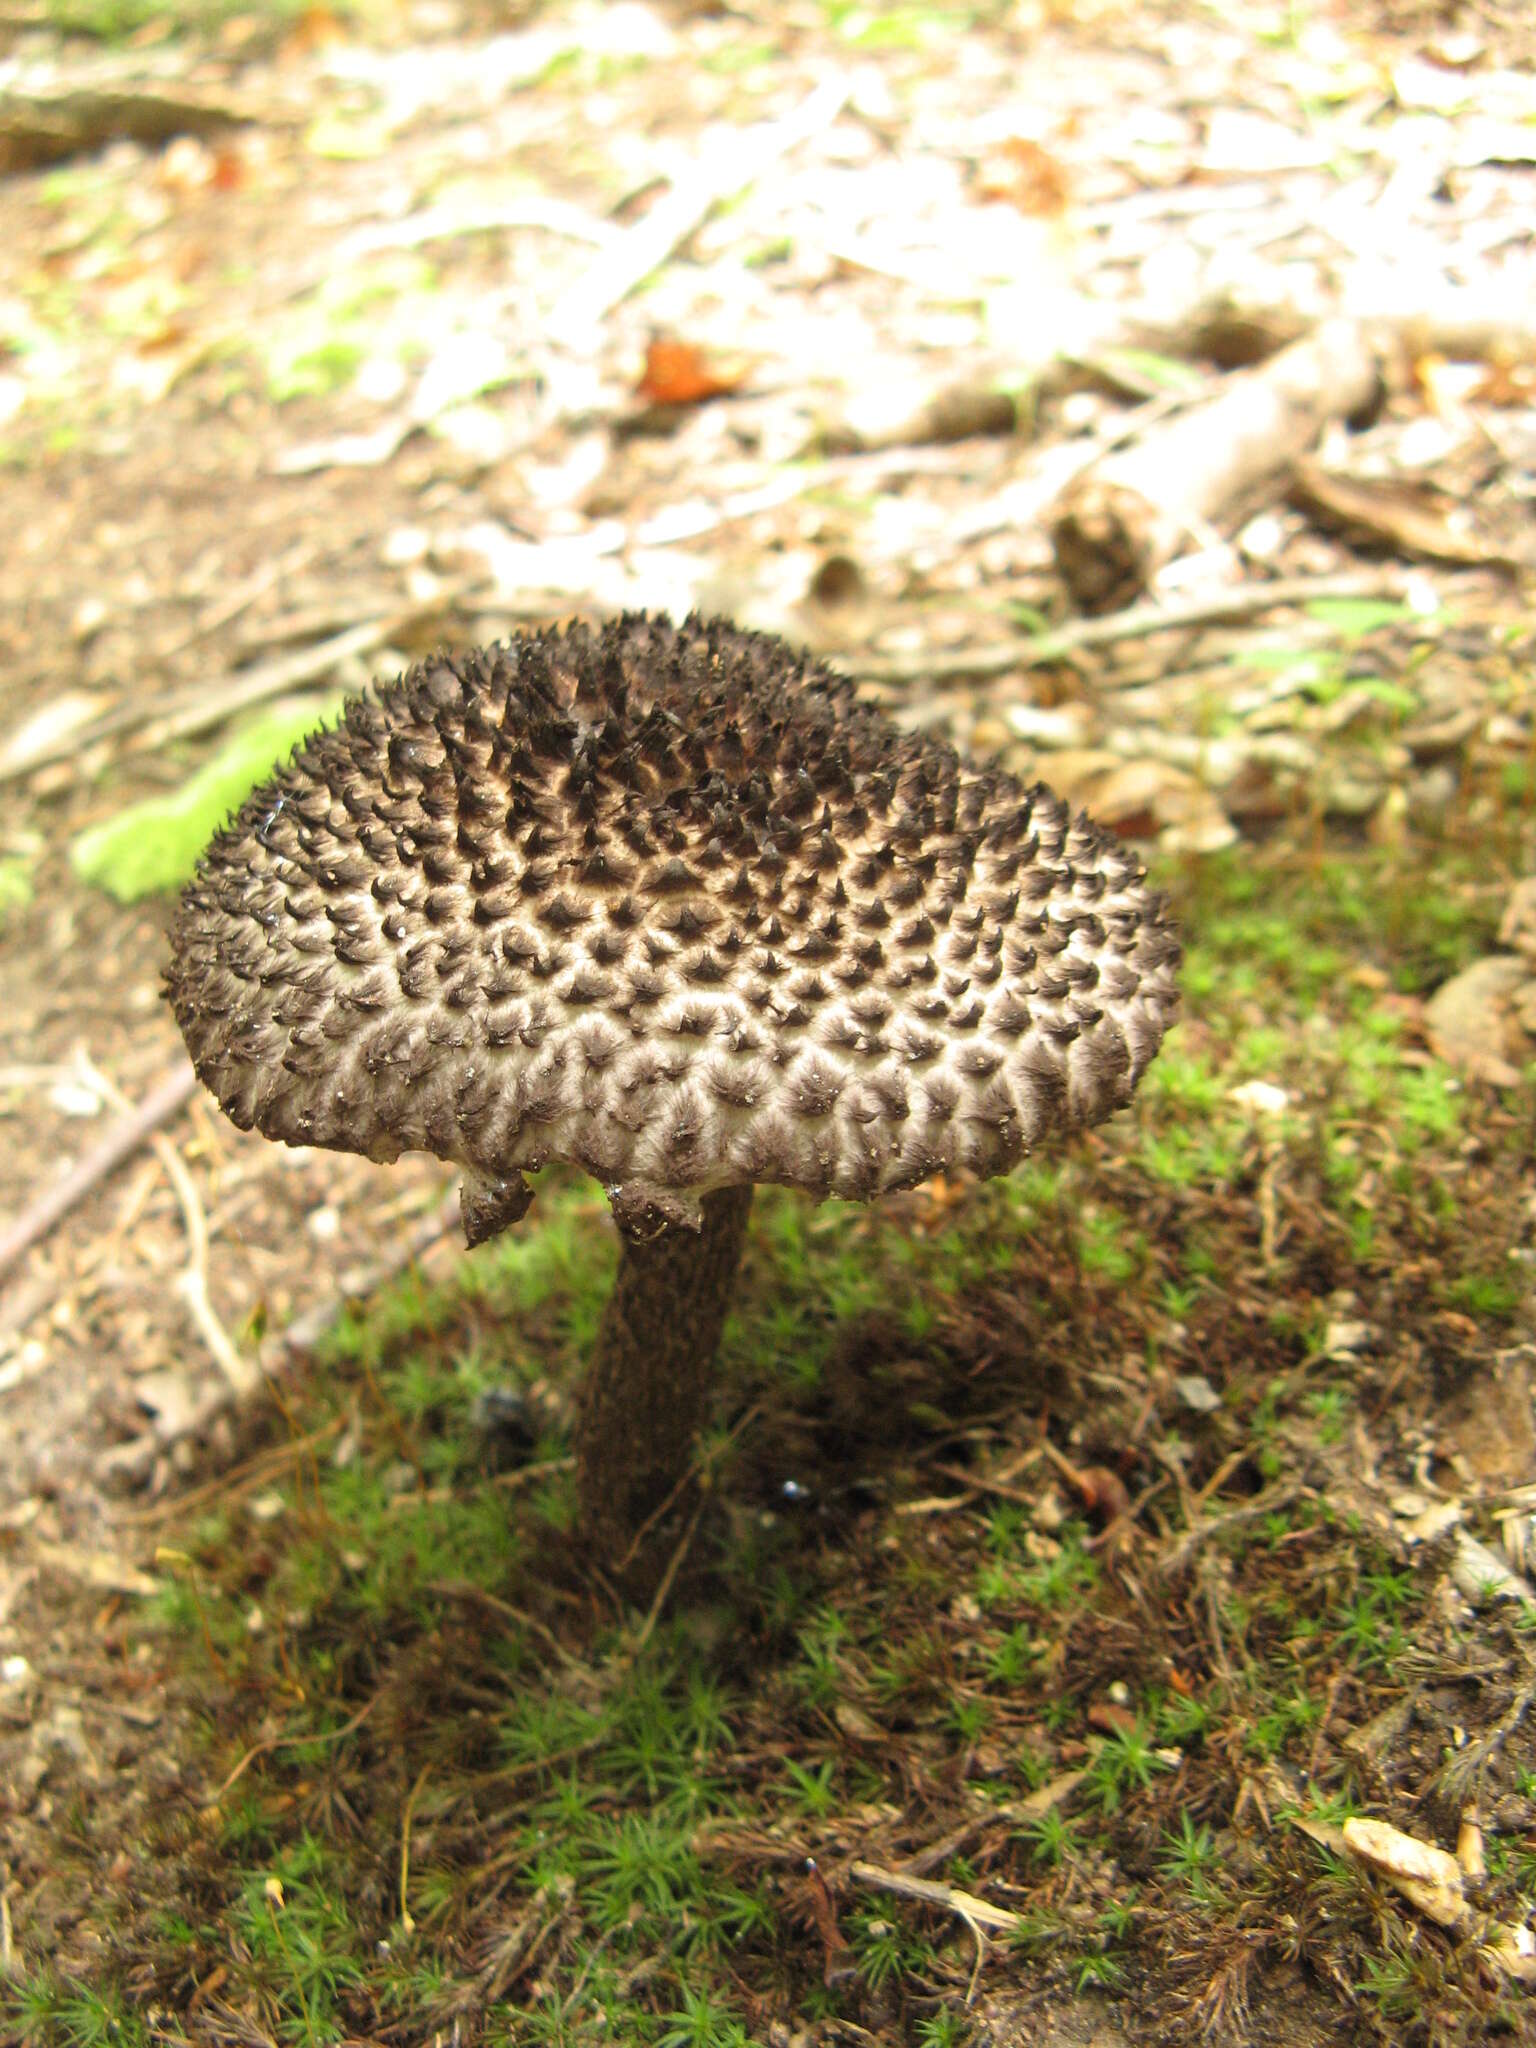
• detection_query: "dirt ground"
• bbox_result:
[2,2,1536,2044]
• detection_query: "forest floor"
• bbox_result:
[2,2,1536,2044]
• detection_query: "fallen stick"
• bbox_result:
[1048,318,1383,611]
[0,84,253,174]
[847,1860,1022,1934]
[547,77,848,348]
[0,1058,196,1287]
[139,595,465,751]
[847,569,1411,686]
[271,1188,460,1361]
[0,593,465,784]
[73,1054,255,1398]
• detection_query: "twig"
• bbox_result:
[119,1416,348,1524]
[846,571,1412,685]
[547,77,848,347]
[0,1058,197,1286]
[1432,1681,1536,1803]
[613,1398,765,1576]
[491,1454,576,1493]
[1155,1484,1304,1580]
[629,1496,707,1656]
[157,540,320,661]
[270,1189,460,1362]
[847,1859,1022,1935]
[932,1447,1045,1506]
[0,1862,12,1978]
[98,1188,460,1483]
[0,594,461,784]
[898,1774,1085,1880]
[137,598,459,751]
[74,1054,255,1399]
[334,193,616,272]
[561,1918,631,2017]
[208,1690,381,1805]
[426,1579,587,1674]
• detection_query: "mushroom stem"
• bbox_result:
[575,1184,754,1556]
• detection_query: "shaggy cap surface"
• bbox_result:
[167,614,1180,1237]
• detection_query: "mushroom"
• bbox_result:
[166,613,1180,1554]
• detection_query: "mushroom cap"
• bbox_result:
[167,614,1179,1233]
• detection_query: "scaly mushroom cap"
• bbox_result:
[167,614,1179,1238]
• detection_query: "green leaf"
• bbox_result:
[1302,597,1417,638]
[1094,347,1205,394]
[70,695,343,904]
[0,854,35,925]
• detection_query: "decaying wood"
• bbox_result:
[0,594,465,785]
[0,86,251,173]
[1049,319,1383,611]
[1289,454,1527,571]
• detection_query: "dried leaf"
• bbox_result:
[636,338,748,407]
[1342,1817,1470,1928]
[973,135,1070,215]
[1293,458,1518,571]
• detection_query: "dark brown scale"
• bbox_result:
[541,894,591,933]
[562,969,612,1005]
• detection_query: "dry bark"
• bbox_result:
[574,1185,753,1559]
[0,86,251,173]
[1049,318,1382,611]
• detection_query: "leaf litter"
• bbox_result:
[1,0,1536,2042]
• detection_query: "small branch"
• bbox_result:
[846,1859,1022,1935]
[207,1691,381,1807]
[137,600,456,751]
[847,571,1412,686]
[629,1497,707,1656]
[0,593,463,784]
[426,1579,587,1675]
[547,78,848,347]
[1155,1484,1305,1581]
[158,541,320,663]
[270,1189,461,1362]
[73,1054,255,1399]
[0,1057,196,1286]
[1432,1681,1535,1804]
[1049,318,1383,609]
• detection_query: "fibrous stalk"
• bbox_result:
[574,1185,754,1557]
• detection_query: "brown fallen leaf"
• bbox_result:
[974,135,1070,215]
[636,337,749,407]
[1290,454,1522,570]
[1342,1816,1470,1929]
[800,1859,855,1987]
[1087,1699,1138,1736]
